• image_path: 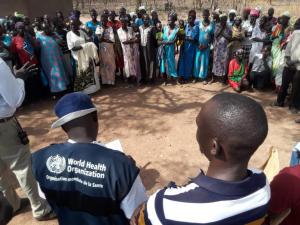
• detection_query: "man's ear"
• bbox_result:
[210,138,225,160]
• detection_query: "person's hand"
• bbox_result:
[13,62,38,80]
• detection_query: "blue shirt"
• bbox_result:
[135,18,144,27]
[85,20,101,34]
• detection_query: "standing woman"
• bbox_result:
[37,22,69,97]
[211,14,232,83]
[117,16,139,83]
[161,13,179,85]
[67,18,100,94]
[96,14,116,85]
[178,10,199,82]
[194,9,214,84]
[10,21,43,102]
[85,9,101,47]
[271,12,292,88]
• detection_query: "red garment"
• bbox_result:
[10,35,38,66]
[107,20,122,30]
[269,165,300,225]
[228,58,248,90]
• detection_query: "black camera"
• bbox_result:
[14,118,30,145]
[18,130,30,145]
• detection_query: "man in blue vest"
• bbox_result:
[32,92,147,225]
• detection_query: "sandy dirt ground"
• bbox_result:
[8,81,300,225]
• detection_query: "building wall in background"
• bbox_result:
[0,0,73,18]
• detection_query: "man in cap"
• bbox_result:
[132,93,270,225]
[0,58,55,221]
[31,92,147,225]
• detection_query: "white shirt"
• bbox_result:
[0,58,25,119]
[139,26,152,47]
[285,30,300,70]
[66,30,89,61]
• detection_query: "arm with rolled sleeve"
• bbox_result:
[0,59,25,110]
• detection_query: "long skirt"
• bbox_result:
[160,44,177,78]
[74,60,100,95]
[194,47,210,79]
[99,42,116,85]
[178,41,197,80]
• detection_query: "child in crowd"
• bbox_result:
[176,19,185,53]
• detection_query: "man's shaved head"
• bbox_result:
[196,93,268,163]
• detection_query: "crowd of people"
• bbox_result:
[0,6,300,113]
[1,4,300,225]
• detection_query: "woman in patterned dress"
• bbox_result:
[37,22,70,96]
[96,14,116,85]
[211,14,232,84]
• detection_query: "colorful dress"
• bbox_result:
[271,24,292,86]
[194,21,214,79]
[117,27,140,78]
[160,25,179,77]
[228,58,249,90]
[96,26,116,85]
[67,30,100,94]
[212,24,232,77]
[37,34,69,93]
[177,24,199,80]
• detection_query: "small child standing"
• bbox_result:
[176,19,185,53]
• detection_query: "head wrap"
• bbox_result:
[220,13,227,19]
[168,11,178,21]
[229,9,237,15]
[250,9,260,17]
[280,11,291,18]
[129,12,137,17]
[214,8,221,15]
[139,6,146,11]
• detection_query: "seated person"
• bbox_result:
[31,92,147,225]
[267,165,300,225]
[131,93,270,225]
[228,49,249,92]
[250,45,272,90]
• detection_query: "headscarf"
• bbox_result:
[280,11,291,18]
[229,9,237,15]
[220,13,227,19]
[214,8,222,15]
[250,9,260,17]
[168,11,178,21]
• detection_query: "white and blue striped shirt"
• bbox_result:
[144,170,270,225]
